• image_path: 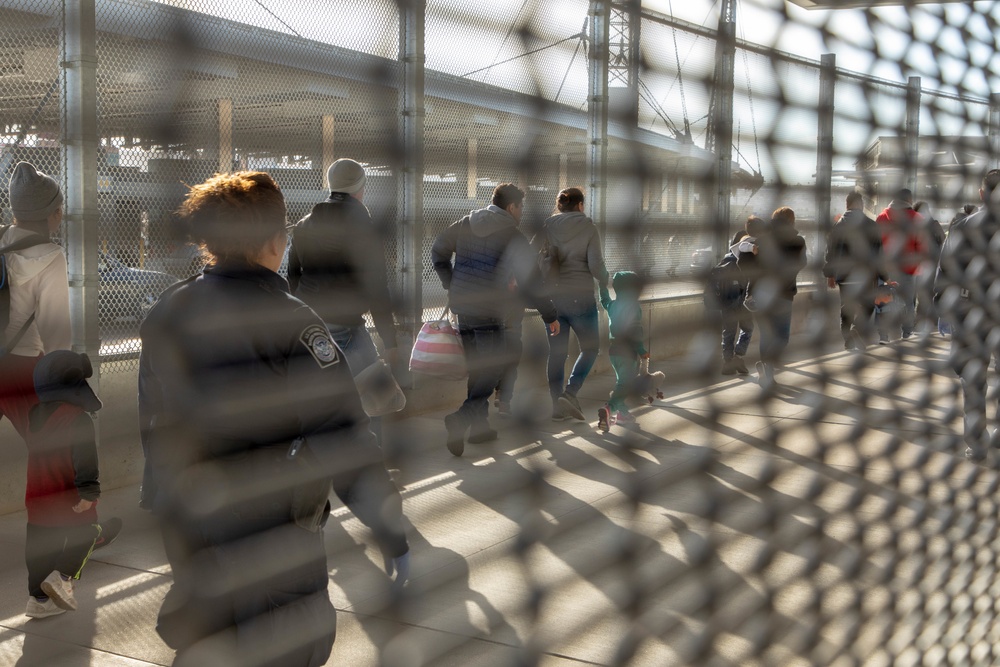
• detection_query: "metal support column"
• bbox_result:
[61,0,100,381]
[708,0,736,260]
[904,76,920,195]
[467,138,477,200]
[216,98,233,174]
[399,0,425,367]
[321,115,335,189]
[588,0,610,232]
[989,92,1000,170]
[816,54,836,239]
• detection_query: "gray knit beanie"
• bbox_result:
[9,162,62,222]
[327,159,367,194]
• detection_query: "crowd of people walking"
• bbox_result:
[2,151,999,665]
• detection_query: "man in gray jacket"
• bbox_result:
[432,184,559,456]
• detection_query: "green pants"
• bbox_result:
[609,354,640,414]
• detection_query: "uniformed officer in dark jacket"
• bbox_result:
[138,172,409,667]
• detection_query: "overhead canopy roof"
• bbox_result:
[788,0,965,8]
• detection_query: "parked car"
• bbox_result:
[99,252,178,329]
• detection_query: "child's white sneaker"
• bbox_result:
[25,595,66,619]
[41,571,77,611]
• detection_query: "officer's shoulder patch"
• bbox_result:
[299,324,340,369]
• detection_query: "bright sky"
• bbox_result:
[150,0,999,182]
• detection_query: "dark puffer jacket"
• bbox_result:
[288,193,397,349]
[431,205,556,323]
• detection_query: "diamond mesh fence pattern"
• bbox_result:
[2,0,1000,665]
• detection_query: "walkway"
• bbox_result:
[0,334,984,666]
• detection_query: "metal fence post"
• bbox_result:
[399,0,425,375]
[709,0,736,260]
[990,92,1000,170]
[588,0,610,234]
[816,54,836,242]
[61,0,100,385]
[905,76,920,195]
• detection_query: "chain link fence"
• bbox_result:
[2,0,1000,664]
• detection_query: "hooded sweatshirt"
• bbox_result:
[432,205,556,322]
[1,226,71,356]
[536,211,609,300]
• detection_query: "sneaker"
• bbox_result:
[901,330,913,339]
[467,427,498,444]
[443,412,467,457]
[551,408,570,422]
[25,596,66,619]
[614,410,636,425]
[756,361,775,391]
[40,571,76,611]
[965,446,995,468]
[94,517,123,551]
[849,330,866,352]
[597,406,611,433]
[732,356,749,375]
[496,401,512,418]
[721,358,738,375]
[878,335,890,345]
[558,392,585,421]
[843,337,857,351]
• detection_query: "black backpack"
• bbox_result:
[0,224,51,355]
[704,252,746,309]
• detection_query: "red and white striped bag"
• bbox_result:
[408,307,467,380]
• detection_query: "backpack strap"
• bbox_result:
[1,313,35,356]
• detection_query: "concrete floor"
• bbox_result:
[0,333,996,667]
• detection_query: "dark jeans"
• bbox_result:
[26,522,99,597]
[547,297,600,402]
[838,282,876,343]
[721,306,753,360]
[757,298,793,366]
[950,328,999,453]
[496,310,524,404]
[456,315,506,428]
[327,323,382,446]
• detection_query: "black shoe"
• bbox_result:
[94,517,123,550]
[558,392,585,421]
[732,356,749,375]
[721,358,738,375]
[444,412,467,457]
[467,428,498,444]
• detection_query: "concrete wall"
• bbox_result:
[0,291,818,514]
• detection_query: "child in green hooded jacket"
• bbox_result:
[598,271,648,431]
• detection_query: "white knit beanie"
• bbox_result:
[326,159,367,194]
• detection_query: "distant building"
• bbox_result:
[841,135,990,214]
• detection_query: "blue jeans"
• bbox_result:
[456,315,506,429]
[547,297,600,402]
[327,323,382,445]
[757,298,793,366]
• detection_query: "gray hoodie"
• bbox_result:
[537,211,609,299]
